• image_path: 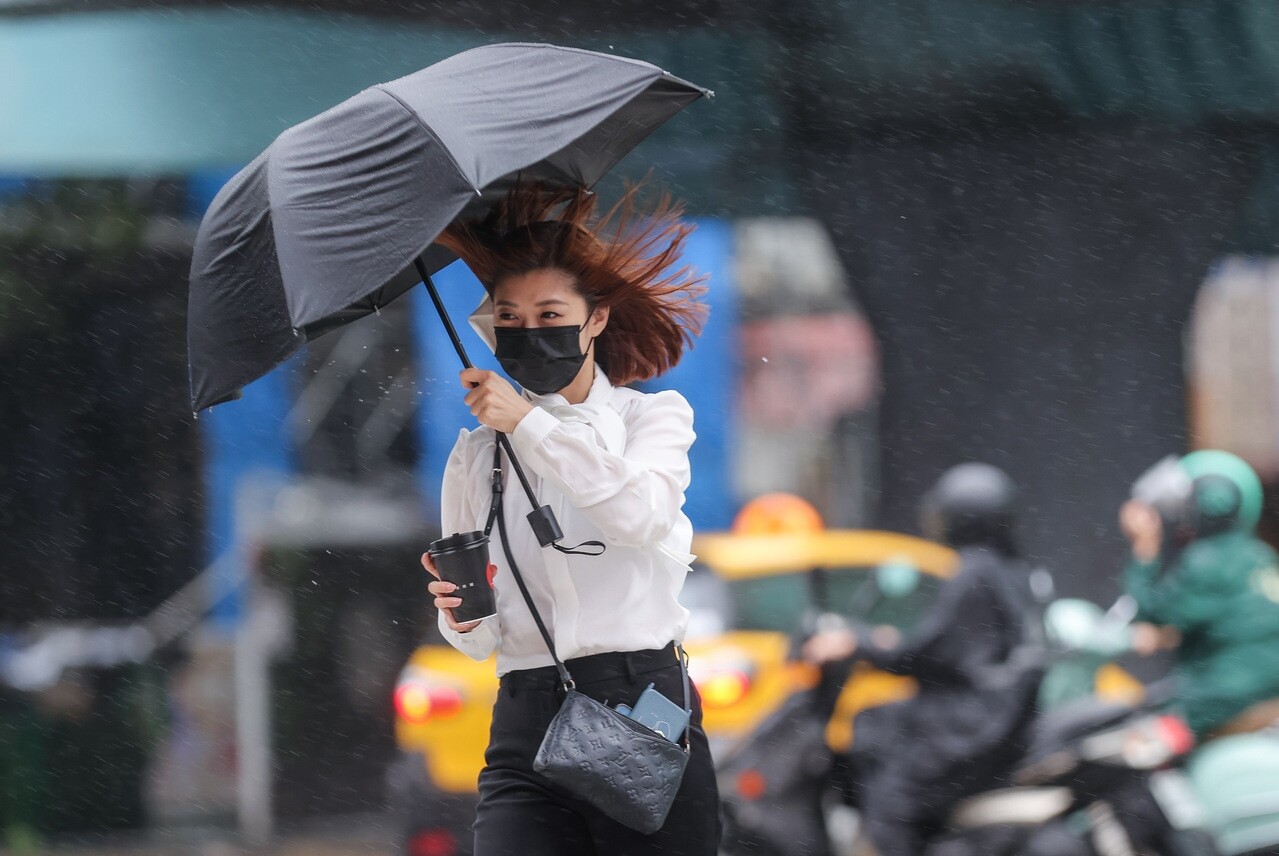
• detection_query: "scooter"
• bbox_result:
[717,581,1219,856]
[1187,716,1279,856]
[1044,596,1279,856]
[935,686,1209,856]
[927,595,1213,856]
[716,560,929,856]
[717,558,1046,856]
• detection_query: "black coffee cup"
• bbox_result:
[428,530,497,623]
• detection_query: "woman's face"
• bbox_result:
[492,268,609,347]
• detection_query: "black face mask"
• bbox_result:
[494,325,588,395]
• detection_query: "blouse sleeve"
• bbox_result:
[435,429,501,661]
[508,390,694,549]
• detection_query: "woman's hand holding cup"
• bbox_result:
[422,552,482,634]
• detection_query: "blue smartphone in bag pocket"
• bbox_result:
[620,682,689,743]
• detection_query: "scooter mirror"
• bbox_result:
[875,557,921,599]
[1044,598,1106,650]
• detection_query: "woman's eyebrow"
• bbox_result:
[494,298,570,307]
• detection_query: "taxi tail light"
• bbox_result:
[395,681,464,724]
[408,828,457,856]
[694,668,753,709]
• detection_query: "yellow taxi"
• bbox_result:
[385,494,957,856]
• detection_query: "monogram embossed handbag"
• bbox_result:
[487,440,691,834]
[532,663,691,833]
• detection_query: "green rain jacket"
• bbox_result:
[1123,532,1279,737]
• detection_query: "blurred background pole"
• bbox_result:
[235,573,273,846]
[232,478,290,847]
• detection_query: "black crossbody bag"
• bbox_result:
[483,439,691,834]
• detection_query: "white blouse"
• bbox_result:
[436,365,697,675]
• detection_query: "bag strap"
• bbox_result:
[483,435,604,557]
[487,438,691,735]
[488,438,574,689]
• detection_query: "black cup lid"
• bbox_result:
[429,530,488,554]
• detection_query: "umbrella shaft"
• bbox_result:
[415,256,548,539]
[415,257,472,370]
[498,433,539,509]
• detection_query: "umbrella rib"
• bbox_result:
[374,86,482,196]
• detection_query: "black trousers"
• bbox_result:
[473,643,722,856]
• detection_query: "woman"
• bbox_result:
[421,184,721,855]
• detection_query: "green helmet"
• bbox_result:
[1180,450,1264,534]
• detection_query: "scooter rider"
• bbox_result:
[1121,450,1279,739]
[804,463,1043,856]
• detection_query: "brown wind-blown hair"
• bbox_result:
[436,182,708,386]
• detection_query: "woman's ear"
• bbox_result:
[586,304,610,337]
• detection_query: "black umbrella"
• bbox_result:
[188,42,709,547]
[188,42,710,412]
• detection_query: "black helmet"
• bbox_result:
[921,462,1019,553]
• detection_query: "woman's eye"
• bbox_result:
[540,311,562,320]
[497,313,519,322]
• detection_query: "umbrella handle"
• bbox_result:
[415,257,562,547]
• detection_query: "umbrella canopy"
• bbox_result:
[188,42,710,411]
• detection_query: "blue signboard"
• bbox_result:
[199,367,296,631]
[637,218,736,531]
